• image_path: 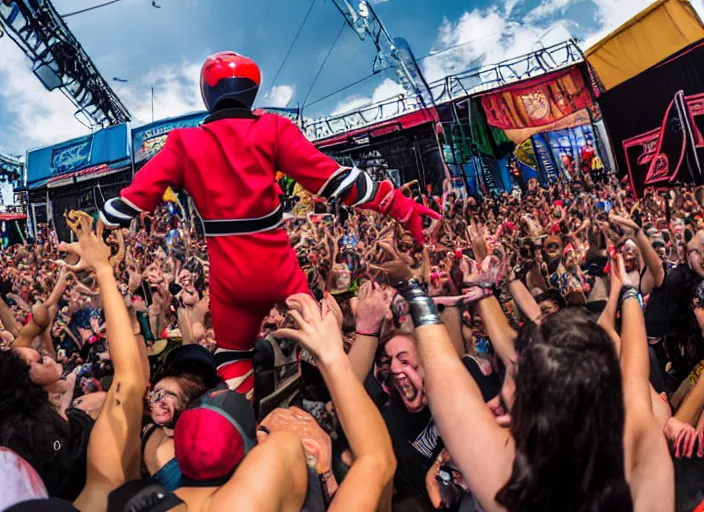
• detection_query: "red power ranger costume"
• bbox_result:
[100,52,439,394]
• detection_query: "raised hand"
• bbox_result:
[373,185,442,245]
[610,211,639,238]
[611,251,635,288]
[664,417,701,458]
[351,281,393,335]
[58,211,112,274]
[467,220,489,262]
[273,293,344,364]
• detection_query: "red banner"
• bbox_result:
[0,213,27,221]
[481,67,593,131]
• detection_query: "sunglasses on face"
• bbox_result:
[148,388,179,404]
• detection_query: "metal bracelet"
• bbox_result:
[393,278,442,327]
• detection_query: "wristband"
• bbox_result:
[618,285,642,310]
[392,278,442,327]
[355,330,380,337]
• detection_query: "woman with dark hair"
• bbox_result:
[495,310,633,510]
[0,346,92,501]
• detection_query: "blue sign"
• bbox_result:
[132,112,208,164]
[26,123,130,188]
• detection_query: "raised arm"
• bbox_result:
[476,296,518,372]
[13,302,51,349]
[347,281,392,383]
[59,212,149,512]
[44,266,69,307]
[99,134,185,229]
[275,293,396,512]
[508,276,542,325]
[611,214,665,294]
[617,254,674,511]
[674,367,704,427]
[275,116,440,244]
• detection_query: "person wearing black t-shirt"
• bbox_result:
[366,330,501,509]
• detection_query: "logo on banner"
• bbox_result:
[520,91,550,123]
[622,90,704,190]
[138,135,169,162]
[51,140,91,176]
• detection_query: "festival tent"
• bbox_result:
[585,0,704,91]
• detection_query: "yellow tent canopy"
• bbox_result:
[586,0,704,91]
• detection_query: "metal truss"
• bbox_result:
[304,40,584,141]
[329,0,432,105]
[0,152,22,183]
[0,0,130,128]
[431,39,584,101]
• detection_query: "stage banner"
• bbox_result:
[598,39,704,196]
[480,67,593,136]
[132,112,208,165]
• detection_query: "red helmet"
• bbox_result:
[200,51,261,112]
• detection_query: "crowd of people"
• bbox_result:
[2,172,704,511]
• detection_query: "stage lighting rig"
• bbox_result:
[0,152,22,184]
[0,0,131,128]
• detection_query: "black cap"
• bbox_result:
[154,344,219,388]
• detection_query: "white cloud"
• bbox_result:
[331,78,405,116]
[504,0,523,16]
[115,62,203,126]
[526,0,576,21]
[0,38,205,152]
[583,0,658,48]
[0,40,91,153]
[261,85,295,108]
[420,0,673,90]
[420,7,573,85]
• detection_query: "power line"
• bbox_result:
[304,70,381,108]
[302,21,346,108]
[303,32,501,111]
[61,0,124,18]
[270,0,316,88]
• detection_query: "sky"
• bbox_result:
[1,0,704,165]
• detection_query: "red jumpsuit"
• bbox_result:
[119,112,345,393]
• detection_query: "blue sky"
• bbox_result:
[1,0,703,165]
